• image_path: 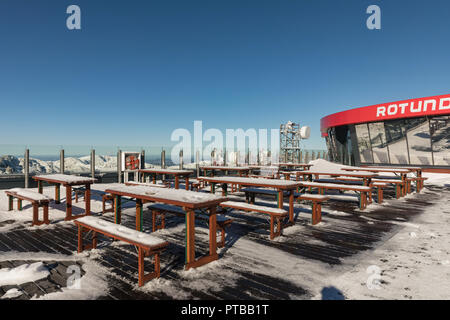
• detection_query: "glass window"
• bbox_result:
[430,116,450,166]
[404,118,433,165]
[385,119,409,165]
[368,122,389,164]
[355,124,373,163]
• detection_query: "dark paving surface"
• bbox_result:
[0,184,446,300]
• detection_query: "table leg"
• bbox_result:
[136,199,143,231]
[185,209,196,267]
[65,185,72,221]
[38,180,43,194]
[55,184,61,204]
[175,176,180,189]
[288,190,294,223]
[84,184,91,216]
[277,190,284,209]
[209,206,217,255]
[114,195,122,224]
[185,177,189,191]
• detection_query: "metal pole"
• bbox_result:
[90,149,95,179]
[267,150,271,166]
[161,149,166,181]
[24,148,29,188]
[196,150,200,178]
[141,149,145,169]
[60,149,65,174]
[224,149,227,166]
[179,149,183,170]
[117,150,122,183]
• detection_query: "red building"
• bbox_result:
[320,94,450,169]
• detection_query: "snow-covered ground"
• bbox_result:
[0,159,449,300]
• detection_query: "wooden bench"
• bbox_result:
[371,178,404,198]
[219,201,288,240]
[147,203,233,248]
[298,182,372,210]
[405,177,428,193]
[369,182,388,203]
[74,216,169,287]
[242,188,289,204]
[5,189,53,226]
[295,194,329,225]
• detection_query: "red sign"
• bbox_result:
[321,93,450,136]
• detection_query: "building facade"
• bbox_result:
[320,94,450,169]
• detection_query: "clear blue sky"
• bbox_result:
[1,0,450,150]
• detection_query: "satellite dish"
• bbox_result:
[299,126,311,139]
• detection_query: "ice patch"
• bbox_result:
[0,262,50,286]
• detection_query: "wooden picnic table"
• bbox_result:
[104,185,228,270]
[342,167,410,195]
[197,176,302,225]
[200,166,250,177]
[297,170,378,186]
[365,166,425,191]
[33,174,97,221]
[138,168,193,190]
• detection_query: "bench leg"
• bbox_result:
[43,204,50,224]
[377,187,383,204]
[151,210,165,232]
[55,184,61,204]
[138,248,161,287]
[312,202,321,225]
[65,185,73,221]
[269,216,283,240]
[32,203,39,226]
[85,184,91,216]
[18,199,22,211]
[8,196,13,211]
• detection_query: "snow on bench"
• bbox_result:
[74,216,169,286]
[5,188,53,226]
[298,182,371,210]
[219,201,287,239]
[7,188,53,202]
[295,193,329,225]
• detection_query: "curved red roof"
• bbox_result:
[320,93,450,136]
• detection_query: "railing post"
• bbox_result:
[90,149,95,179]
[196,150,200,178]
[179,149,183,170]
[117,149,122,183]
[161,149,166,181]
[60,149,65,174]
[24,148,29,188]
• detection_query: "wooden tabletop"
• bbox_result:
[105,185,227,209]
[198,176,302,190]
[200,166,250,171]
[33,174,97,185]
[342,167,410,174]
[300,170,378,178]
[138,168,193,175]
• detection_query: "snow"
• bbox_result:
[7,188,53,201]
[76,216,167,247]
[105,184,227,204]
[0,262,50,286]
[1,288,23,299]
[140,168,193,174]
[34,174,96,184]
[299,181,371,191]
[201,166,250,170]
[220,201,287,214]
[198,176,301,187]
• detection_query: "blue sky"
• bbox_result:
[1,0,450,150]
